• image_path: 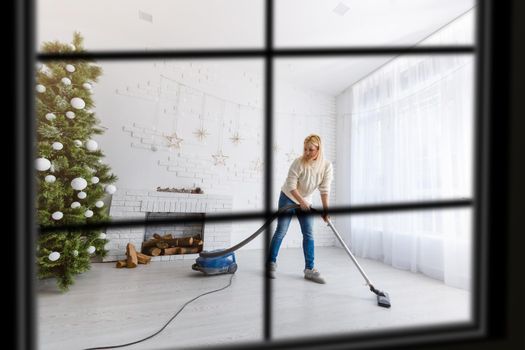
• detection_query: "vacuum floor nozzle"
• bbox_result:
[376,291,391,308]
[370,286,391,308]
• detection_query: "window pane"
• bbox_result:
[273,54,474,208]
[34,58,264,227]
[37,221,265,349]
[275,0,475,48]
[271,209,473,340]
[346,54,474,205]
[36,0,264,52]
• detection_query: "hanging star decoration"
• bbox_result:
[193,127,210,141]
[164,132,183,149]
[253,157,264,172]
[230,132,243,145]
[212,150,228,166]
[285,150,298,162]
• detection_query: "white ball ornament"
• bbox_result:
[70,97,85,110]
[74,140,82,147]
[36,84,46,93]
[105,185,117,195]
[91,176,99,184]
[85,140,98,151]
[99,233,106,239]
[68,43,76,51]
[72,250,79,256]
[35,158,51,171]
[77,191,87,199]
[45,113,56,121]
[61,77,71,85]
[48,252,60,261]
[51,211,63,220]
[52,142,63,151]
[70,202,81,209]
[95,200,104,208]
[84,210,94,218]
[87,246,96,254]
[66,111,75,119]
[83,83,92,90]
[45,175,56,183]
[66,64,76,73]
[71,177,88,191]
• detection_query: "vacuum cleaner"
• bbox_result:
[195,204,391,308]
[191,250,237,275]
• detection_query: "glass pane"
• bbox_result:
[271,209,473,340]
[273,54,474,208]
[275,0,475,48]
[34,58,264,227]
[37,220,266,349]
[36,0,264,52]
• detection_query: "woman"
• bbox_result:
[267,134,333,284]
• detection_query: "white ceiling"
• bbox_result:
[37,0,475,96]
[275,0,474,47]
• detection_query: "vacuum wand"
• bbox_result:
[326,220,373,287]
[325,218,391,308]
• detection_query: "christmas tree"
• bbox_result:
[35,33,117,291]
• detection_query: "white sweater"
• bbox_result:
[281,157,333,204]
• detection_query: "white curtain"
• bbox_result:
[336,10,475,290]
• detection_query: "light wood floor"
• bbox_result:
[37,247,471,350]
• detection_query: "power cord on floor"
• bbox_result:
[82,273,235,350]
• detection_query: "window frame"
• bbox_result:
[16,0,505,349]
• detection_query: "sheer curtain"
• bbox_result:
[336,10,474,290]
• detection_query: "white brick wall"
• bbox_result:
[104,189,232,262]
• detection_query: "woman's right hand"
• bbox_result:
[299,200,311,211]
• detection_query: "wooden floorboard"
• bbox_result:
[37,247,471,350]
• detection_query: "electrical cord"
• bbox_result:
[82,273,235,350]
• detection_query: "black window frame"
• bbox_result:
[15,0,515,349]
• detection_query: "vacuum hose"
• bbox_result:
[199,203,305,258]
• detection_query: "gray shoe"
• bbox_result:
[304,268,326,284]
[267,262,277,279]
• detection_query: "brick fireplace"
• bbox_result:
[104,189,233,262]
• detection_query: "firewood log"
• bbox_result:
[145,247,161,256]
[163,247,181,255]
[179,247,200,254]
[116,260,127,268]
[156,241,169,249]
[126,243,138,268]
[136,252,152,264]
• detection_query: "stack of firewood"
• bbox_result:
[116,243,152,268]
[141,233,204,256]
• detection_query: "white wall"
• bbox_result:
[91,59,336,251]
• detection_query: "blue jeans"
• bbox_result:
[267,192,315,270]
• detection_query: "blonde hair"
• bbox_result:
[301,134,324,168]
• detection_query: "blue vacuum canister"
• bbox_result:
[192,250,238,275]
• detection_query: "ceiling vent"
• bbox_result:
[333,2,350,16]
[139,10,153,23]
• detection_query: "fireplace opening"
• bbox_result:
[141,212,205,257]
